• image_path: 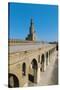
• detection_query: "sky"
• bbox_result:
[8,3,58,42]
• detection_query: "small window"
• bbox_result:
[22,63,26,76]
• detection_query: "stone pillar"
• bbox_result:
[52,48,55,61]
[54,47,56,59]
[24,83,28,87]
[34,69,37,83]
[40,55,41,63]
[51,49,54,62]
[50,50,52,62]
[37,63,40,83]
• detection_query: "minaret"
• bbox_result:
[26,18,36,41]
[29,18,34,34]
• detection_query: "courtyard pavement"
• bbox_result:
[39,51,58,86]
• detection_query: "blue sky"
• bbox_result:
[8,3,58,42]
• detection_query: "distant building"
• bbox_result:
[26,18,36,41]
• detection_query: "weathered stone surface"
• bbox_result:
[8,42,57,87]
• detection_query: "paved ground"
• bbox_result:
[39,51,58,86]
[9,43,53,53]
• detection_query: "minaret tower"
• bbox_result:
[29,18,35,40]
[26,18,36,41]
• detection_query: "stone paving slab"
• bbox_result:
[39,51,58,86]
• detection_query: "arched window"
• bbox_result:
[41,54,44,64]
[40,54,45,72]
[46,52,48,65]
[22,63,26,76]
[8,73,19,87]
[31,59,38,70]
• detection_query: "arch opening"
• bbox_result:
[8,73,19,88]
[40,54,45,72]
[31,59,38,70]
[28,59,38,84]
[46,52,48,66]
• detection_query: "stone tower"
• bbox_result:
[26,18,36,41]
